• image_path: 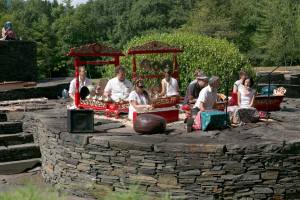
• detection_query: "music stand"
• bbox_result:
[266,66,280,121]
[224,77,231,128]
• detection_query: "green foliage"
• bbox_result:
[0,183,65,200]
[180,0,236,39]
[251,0,300,66]
[1,0,299,80]
[119,33,253,93]
[181,0,300,66]
[0,0,196,79]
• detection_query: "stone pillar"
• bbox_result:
[0,40,37,82]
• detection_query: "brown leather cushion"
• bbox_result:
[134,114,166,134]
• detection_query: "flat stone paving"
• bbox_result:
[30,98,300,147]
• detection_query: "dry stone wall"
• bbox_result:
[30,113,300,200]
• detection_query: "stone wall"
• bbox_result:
[0,78,71,101]
[29,114,300,200]
[0,41,37,82]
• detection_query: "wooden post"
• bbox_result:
[132,56,137,80]
[115,56,120,67]
[173,53,179,80]
[74,57,81,108]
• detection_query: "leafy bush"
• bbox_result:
[117,33,254,93]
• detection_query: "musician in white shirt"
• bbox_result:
[103,66,133,102]
[68,66,92,102]
[160,68,179,97]
[228,77,259,124]
[233,70,247,93]
[194,76,220,112]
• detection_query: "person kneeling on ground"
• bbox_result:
[187,76,220,132]
[228,77,259,125]
[128,79,153,120]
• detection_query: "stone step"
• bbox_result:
[0,113,7,122]
[0,143,40,162]
[0,133,34,146]
[0,158,40,175]
[0,121,23,134]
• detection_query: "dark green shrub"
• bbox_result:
[112,33,254,93]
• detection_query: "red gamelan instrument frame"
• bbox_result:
[127,41,183,122]
[67,43,127,117]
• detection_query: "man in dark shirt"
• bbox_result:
[184,75,208,105]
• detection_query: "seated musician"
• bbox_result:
[187,76,220,132]
[160,68,179,97]
[1,21,16,40]
[228,77,259,124]
[187,69,203,86]
[184,73,208,106]
[128,79,153,120]
[182,74,208,121]
[68,66,92,103]
[103,66,133,102]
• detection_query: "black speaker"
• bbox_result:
[67,109,94,133]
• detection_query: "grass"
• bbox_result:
[0,183,65,200]
[101,186,171,200]
[0,182,171,200]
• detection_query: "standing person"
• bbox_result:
[160,68,179,97]
[230,70,247,106]
[68,66,92,102]
[233,70,247,93]
[128,79,153,120]
[103,66,133,102]
[1,21,16,40]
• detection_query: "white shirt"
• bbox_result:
[194,85,218,110]
[68,77,92,96]
[239,86,256,108]
[104,77,132,102]
[162,77,179,97]
[233,80,243,91]
[128,90,150,120]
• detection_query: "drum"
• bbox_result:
[133,114,166,134]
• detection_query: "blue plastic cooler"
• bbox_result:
[201,111,228,131]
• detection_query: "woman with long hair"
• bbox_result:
[229,76,259,125]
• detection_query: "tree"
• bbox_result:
[181,0,236,39]
[252,0,300,66]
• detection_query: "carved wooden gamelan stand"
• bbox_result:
[127,41,183,123]
[67,43,128,118]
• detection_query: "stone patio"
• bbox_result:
[20,98,300,199]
